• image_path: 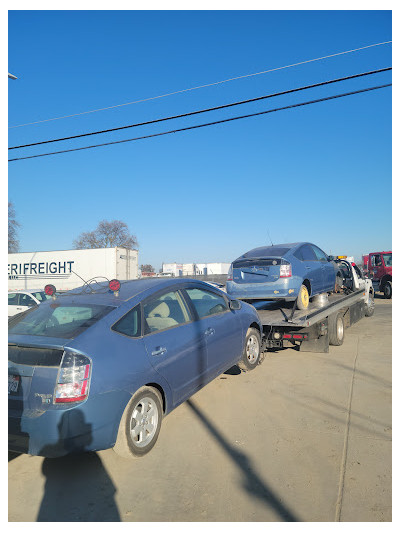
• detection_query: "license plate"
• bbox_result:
[8,375,20,394]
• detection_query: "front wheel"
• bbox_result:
[238,328,261,371]
[365,291,375,317]
[113,386,163,458]
[383,281,392,299]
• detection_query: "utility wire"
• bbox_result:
[8,40,392,129]
[9,67,392,150]
[8,83,391,163]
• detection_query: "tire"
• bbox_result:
[328,312,345,346]
[113,386,163,458]
[365,292,375,317]
[296,284,310,310]
[238,328,261,371]
[383,281,392,299]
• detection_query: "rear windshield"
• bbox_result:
[243,247,290,258]
[8,302,114,339]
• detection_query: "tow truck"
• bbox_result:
[252,259,374,353]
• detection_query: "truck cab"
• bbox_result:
[365,251,392,298]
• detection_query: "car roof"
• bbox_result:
[42,277,215,307]
[8,289,44,294]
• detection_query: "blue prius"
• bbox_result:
[226,242,336,310]
[8,278,262,458]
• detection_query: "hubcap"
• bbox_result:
[129,396,159,448]
[246,335,259,364]
[337,318,344,340]
[301,286,309,307]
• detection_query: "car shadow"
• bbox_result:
[36,410,120,522]
[186,399,298,521]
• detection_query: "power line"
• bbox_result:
[9,67,392,150]
[8,40,392,129]
[8,83,391,163]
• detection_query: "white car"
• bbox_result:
[8,290,52,317]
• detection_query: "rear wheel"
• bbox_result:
[113,386,163,458]
[365,291,375,317]
[238,328,261,371]
[328,312,345,346]
[383,281,392,299]
[296,284,310,310]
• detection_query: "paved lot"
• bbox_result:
[9,298,392,522]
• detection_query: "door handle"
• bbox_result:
[151,346,167,356]
[305,266,311,270]
[205,327,215,336]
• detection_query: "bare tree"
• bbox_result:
[73,220,138,250]
[141,264,154,273]
[8,202,20,253]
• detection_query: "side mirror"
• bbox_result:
[327,255,334,262]
[229,299,242,310]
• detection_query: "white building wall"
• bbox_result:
[162,262,231,276]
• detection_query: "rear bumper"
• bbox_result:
[8,391,130,457]
[226,278,300,300]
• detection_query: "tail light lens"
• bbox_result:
[280,261,292,278]
[227,264,233,281]
[54,351,92,403]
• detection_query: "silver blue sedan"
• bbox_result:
[226,242,336,309]
[9,278,262,458]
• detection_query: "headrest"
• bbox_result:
[148,302,170,318]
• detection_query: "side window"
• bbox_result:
[8,293,19,306]
[143,290,190,334]
[112,305,141,337]
[293,248,304,261]
[20,294,36,307]
[185,288,228,318]
[300,245,317,261]
[374,255,382,266]
[311,245,328,262]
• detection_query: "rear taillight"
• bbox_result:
[280,262,292,278]
[227,264,233,281]
[54,351,92,403]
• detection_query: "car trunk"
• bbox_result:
[232,257,284,284]
[8,341,65,413]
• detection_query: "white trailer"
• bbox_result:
[8,247,138,291]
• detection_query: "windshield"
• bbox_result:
[8,302,114,339]
[31,291,52,303]
[382,253,392,267]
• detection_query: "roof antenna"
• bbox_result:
[267,229,274,246]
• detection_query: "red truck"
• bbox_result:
[362,251,392,299]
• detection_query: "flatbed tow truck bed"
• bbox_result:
[251,289,370,353]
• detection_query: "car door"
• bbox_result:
[311,245,336,291]
[183,286,243,379]
[296,245,322,294]
[142,288,208,407]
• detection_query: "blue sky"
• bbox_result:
[8,10,392,270]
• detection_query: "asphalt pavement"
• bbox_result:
[8,298,392,522]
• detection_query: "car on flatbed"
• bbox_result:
[8,277,261,458]
[226,242,336,310]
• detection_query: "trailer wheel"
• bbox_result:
[365,292,375,317]
[296,284,309,310]
[383,281,392,299]
[328,312,345,346]
[238,328,261,371]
